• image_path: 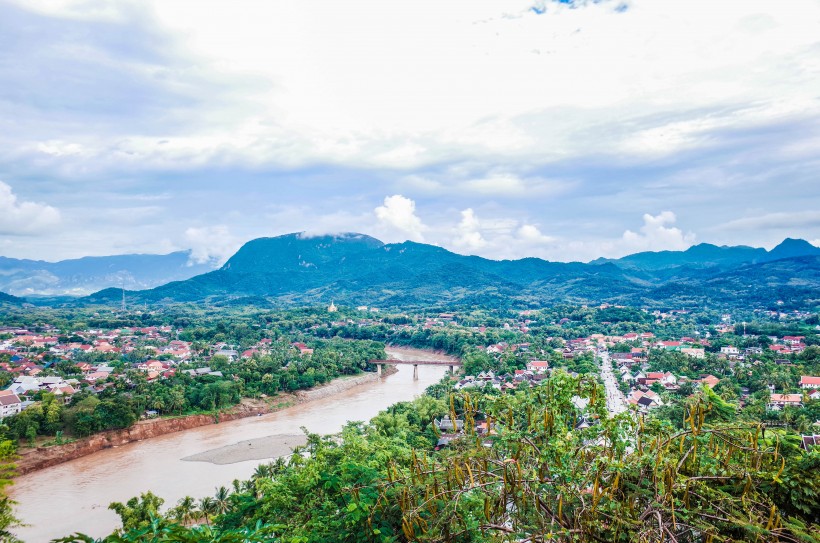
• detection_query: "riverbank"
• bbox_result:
[10,356,450,542]
[14,366,397,476]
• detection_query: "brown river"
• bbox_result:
[10,348,450,542]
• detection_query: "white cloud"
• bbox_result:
[9,0,820,173]
[0,181,61,235]
[400,171,574,199]
[2,1,820,261]
[448,207,556,258]
[717,210,820,231]
[620,211,695,253]
[374,195,427,241]
[452,209,487,251]
[517,224,554,245]
[184,225,239,266]
[462,174,530,196]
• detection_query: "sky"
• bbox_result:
[1,0,820,266]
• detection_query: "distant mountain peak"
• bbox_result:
[767,237,820,260]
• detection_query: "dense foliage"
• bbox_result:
[55,372,819,543]
[0,337,383,444]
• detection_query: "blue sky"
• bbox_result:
[1,0,820,265]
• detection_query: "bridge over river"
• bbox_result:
[369,359,462,380]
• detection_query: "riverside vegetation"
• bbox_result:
[46,371,820,542]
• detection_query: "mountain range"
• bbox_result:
[61,233,820,310]
[0,251,213,297]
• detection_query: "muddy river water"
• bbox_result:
[10,348,450,542]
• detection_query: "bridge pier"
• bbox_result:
[449,365,455,374]
[377,364,382,377]
[413,364,418,380]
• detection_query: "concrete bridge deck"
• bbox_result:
[369,359,462,380]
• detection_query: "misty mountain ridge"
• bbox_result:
[0,250,215,297]
[71,233,820,310]
[591,238,820,271]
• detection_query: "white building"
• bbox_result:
[0,390,22,419]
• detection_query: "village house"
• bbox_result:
[525,360,549,374]
[801,435,820,451]
[699,375,721,388]
[611,352,635,363]
[214,348,239,361]
[657,341,681,351]
[783,336,805,346]
[720,345,739,357]
[799,375,820,390]
[768,393,803,410]
[84,371,111,384]
[641,371,677,388]
[0,390,22,419]
[485,343,507,354]
[681,347,705,359]
[292,342,314,356]
[627,389,663,412]
[7,376,40,396]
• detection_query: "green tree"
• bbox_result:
[109,492,165,532]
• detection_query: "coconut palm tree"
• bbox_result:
[197,497,216,526]
[172,495,197,526]
[212,486,231,516]
[252,463,272,480]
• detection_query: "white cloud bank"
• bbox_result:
[372,196,695,261]
[0,181,61,235]
[184,225,240,266]
[8,0,820,173]
[717,211,820,231]
[621,211,695,253]
[374,195,428,241]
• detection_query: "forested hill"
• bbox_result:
[80,233,820,310]
[0,291,24,306]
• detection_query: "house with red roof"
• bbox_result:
[292,342,314,356]
[84,371,111,384]
[768,393,802,410]
[800,375,820,389]
[526,361,549,374]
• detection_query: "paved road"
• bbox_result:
[598,350,627,415]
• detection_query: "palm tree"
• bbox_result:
[213,486,231,516]
[173,495,197,526]
[252,464,272,480]
[197,497,216,526]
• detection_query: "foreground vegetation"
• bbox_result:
[47,371,819,543]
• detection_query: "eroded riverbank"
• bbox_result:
[10,347,452,542]
[14,366,398,476]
